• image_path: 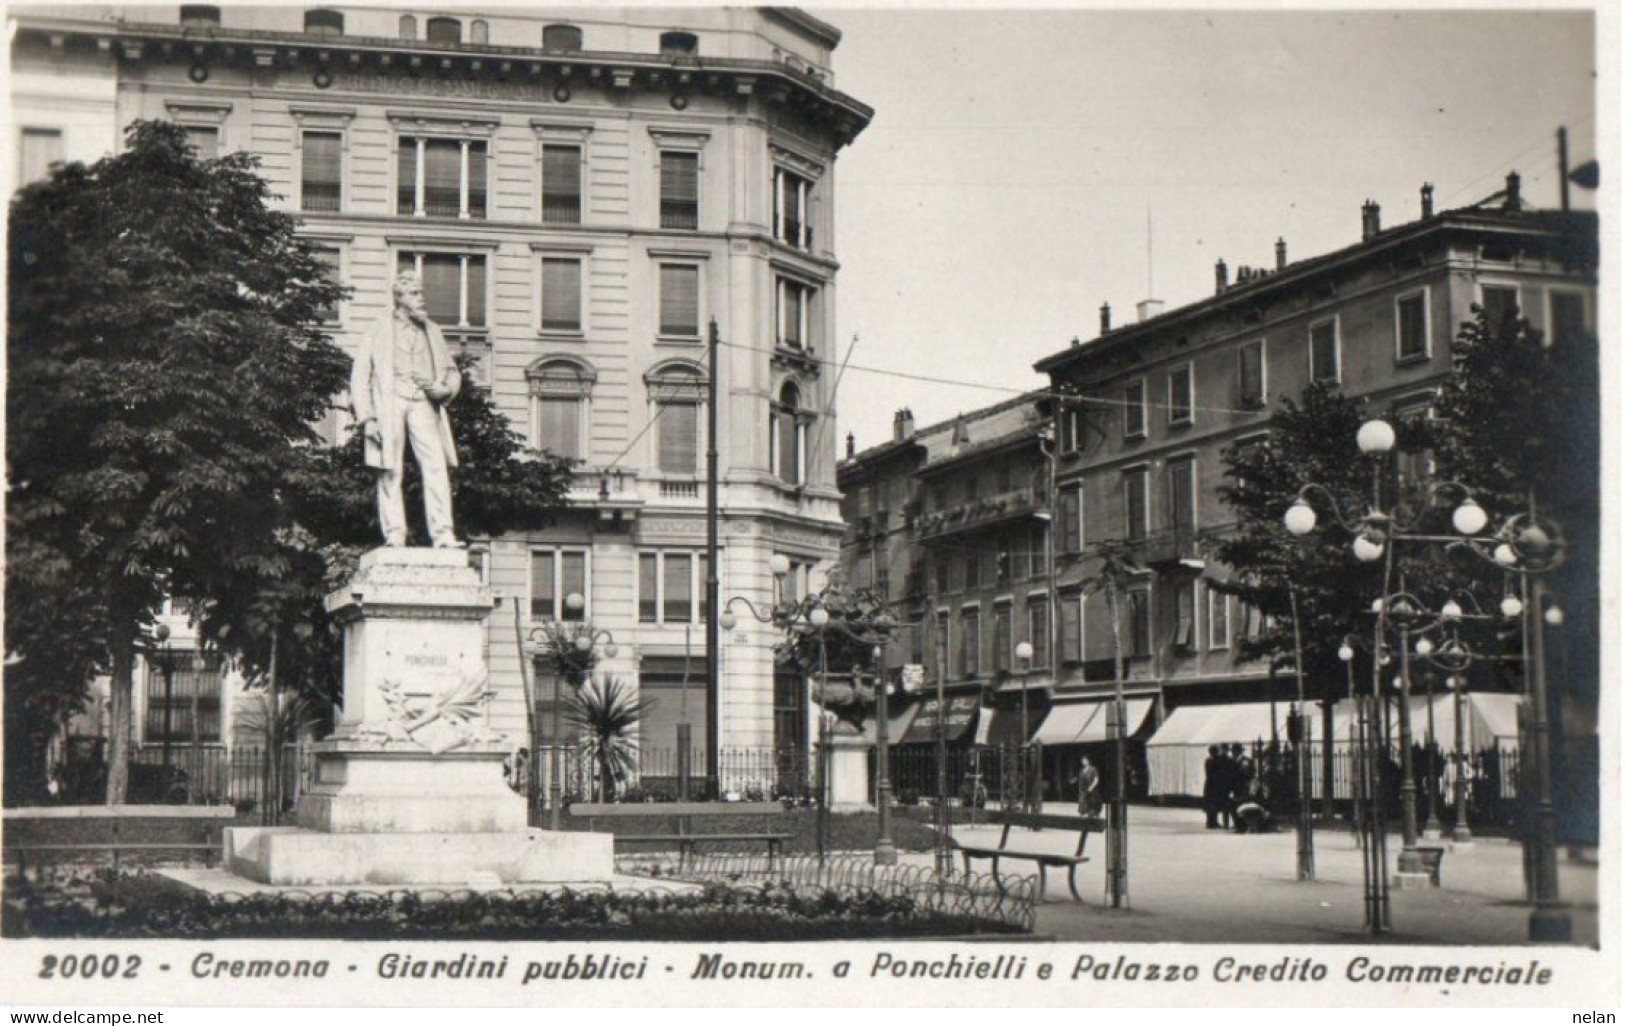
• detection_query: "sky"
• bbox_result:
[820,5,1603,453]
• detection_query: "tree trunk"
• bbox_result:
[103,614,138,805]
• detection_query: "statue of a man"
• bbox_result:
[351,272,462,548]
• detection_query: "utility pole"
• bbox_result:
[705,318,721,798]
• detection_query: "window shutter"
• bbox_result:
[659,265,699,335]
[542,145,581,223]
[1061,597,1081,662]
[301,131,342,211]
[542,258,581,332]
[465,255,486,326]
[660,151,698,229]
[561,552,586,620]
[467,141,487,218]
[777,408,800,484]
[638,554,659,623]
[397,139,417,214]
[421,139,461,216]
[536,397,581,460]
[663,553,693,623]
[419,254,461,325]
[530,551,556,620]
[659,402,699,473]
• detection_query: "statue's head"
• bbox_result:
[392,272,426,317]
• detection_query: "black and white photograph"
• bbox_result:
[2,1,1615,1013]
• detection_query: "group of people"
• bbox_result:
[1202,743,1261,832]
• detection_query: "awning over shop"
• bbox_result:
[984,706,1046,748]
[900,694,982,745]
[1033,701,1099,745]
[1074,698,1155,744]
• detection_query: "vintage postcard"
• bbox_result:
[2,0,1617,1013]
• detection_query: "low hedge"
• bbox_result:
[2,869,1025,941]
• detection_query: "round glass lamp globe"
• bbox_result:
[1415,636,1435,656]
[564,592,586,613]
[1441,600,1463,620]
[1015,641,1034,661]
[1500,595,1524,618]
[768,554,792,577]
[719,611,737,630]
[809,606,830,627]
[1338,644,1355,662]
[1353,534,1385,562]
[574,635,592,652]
[1356,419,1397,454]
[1283,500,1317,535]
[602,643,618,659]
[1493,543,1518,566]
[1452,500,1489,536]
[1544,606,1564,627]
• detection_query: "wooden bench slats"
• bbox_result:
[953,811,1106,903]
[568,803,791,870]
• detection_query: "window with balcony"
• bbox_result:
[1309,318,1340,384]
[530,548,588,621]
[660,31,699,56]
[1395,289,1429,362]
[1060,592,1083,663]
[658,263,701,338]
[300,130,342,212]
[1206,584,1230,651]
[993,605,1012,676]
[1027,598,1050,667]
[397,136,487,219]
[1165,457,1196,539]
[1059,486,1083,555]
[1124,466,1149,541]
[776,277,815,349]
[1127,589,1150,657]
[960,608,981,678]
[659,150,699,229]
[770,381,809,486]
[541,144,582,224]
[540,256,584,334]
[1124,379,1147,438]
[995,535,1013,583]
[1168,364,1193,425]
[397,251,486,328]
[646,361,706,476]
[527,357,594,462]
[303,9,343,36]
[1171,579,1196,651]
[773,165,814,249]
[1238,339,1266,408]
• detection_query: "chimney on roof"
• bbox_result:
[951,415,970,446]
[1275,237,1287,270]
[1215,258,1229,294]
[845,432,855,458]
[1504,171,1522,212]
[1070,335,1081,348]
[893,408,915,442]
[1421,182,1434,218]
[1099,303,1112,335]
[1361,200,1382,241]
[1136,299,1165,322]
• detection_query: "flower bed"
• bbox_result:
[2,867,1027,941]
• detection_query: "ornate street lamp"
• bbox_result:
[1014,640,1033,813]
[1339,635,1390,934]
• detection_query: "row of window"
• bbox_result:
[306,243,818,354]
[295,127,818,252]
[926,582,1257,680]
[526,548,814,624]
[925,524,1051,595]
[1058,284,1585,449]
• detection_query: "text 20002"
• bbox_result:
[38,954,144,979]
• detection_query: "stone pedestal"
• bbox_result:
[826,733,872,811]
[227,548,613,887]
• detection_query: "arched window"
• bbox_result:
[399,14,417,39]
[304,8,344,36]
[543,23,583,51]
[180,5,221,29]
[659,31,698,56]
[426,17,462,45]
[645,361,707,476]
[770,381,811,486]
[470,19,489,44]
[527,357,596,462]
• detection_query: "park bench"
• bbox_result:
[569,801,792,871]
[953,810,1107,902]
[2,805,236,876]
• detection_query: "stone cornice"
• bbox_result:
[11,15,873,149]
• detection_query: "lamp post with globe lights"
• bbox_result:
[1338,633,1390,934]
[529,592,617,830]
[1283,416,1493,888]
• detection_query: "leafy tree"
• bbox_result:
[772,577,896,730]
[7,121,350,803]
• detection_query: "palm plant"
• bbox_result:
[564,674,655,801]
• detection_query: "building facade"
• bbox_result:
[1034,184,1597,798]
[11,4,872,796]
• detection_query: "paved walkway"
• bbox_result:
[916,804,1598,946]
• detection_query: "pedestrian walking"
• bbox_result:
[1202,745,1223,829]
[1077,755,1103,817]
